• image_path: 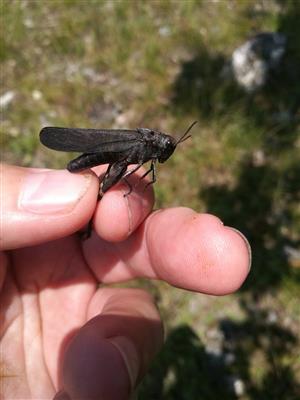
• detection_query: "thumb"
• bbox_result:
[1,164,99,250]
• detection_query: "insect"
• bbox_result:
[40,121,197,197]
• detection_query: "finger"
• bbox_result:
[1,164,99,249]
[91,165,154,242]
[83,209,251,295]
[56,288,163,400]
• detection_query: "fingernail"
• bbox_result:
[229,227,252,271]
[19,170,91,214]
[109,336,139,390]
[53,390,71,400]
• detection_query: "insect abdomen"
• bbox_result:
[67,153,111,171]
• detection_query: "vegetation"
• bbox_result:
[2,1,299,398]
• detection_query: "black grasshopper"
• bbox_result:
[40,121,197,197]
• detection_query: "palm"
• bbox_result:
[2,164,250,399]
[2,235,97,397]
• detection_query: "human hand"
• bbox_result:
[1,163,251,399]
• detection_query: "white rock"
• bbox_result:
[231,32,286,91]
[0,91,15,108]
[32,90,43,101]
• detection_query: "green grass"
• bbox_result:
[1,0,300,398]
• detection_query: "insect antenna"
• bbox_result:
[176,121,198,145]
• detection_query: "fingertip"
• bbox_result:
[146,209,251,295]
[222,226,252,291]
[63,334,131,400]
[94,182,154,242]
[1,165,99,249]
[60,288,163,399]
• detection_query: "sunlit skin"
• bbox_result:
[1,163,251,400]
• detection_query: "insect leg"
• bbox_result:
[122,163,144,178]
[82,162,125,240]
[100,160,128,197]
[147,160,156,187]
[120,163,144,196]
[141,160,156,189]
[139,164,153,180]
[123,177,133,196]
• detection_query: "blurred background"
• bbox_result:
[1,0,300,398]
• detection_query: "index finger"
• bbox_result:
[91,165,155,242]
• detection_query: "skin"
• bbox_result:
[0,163,251,400]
